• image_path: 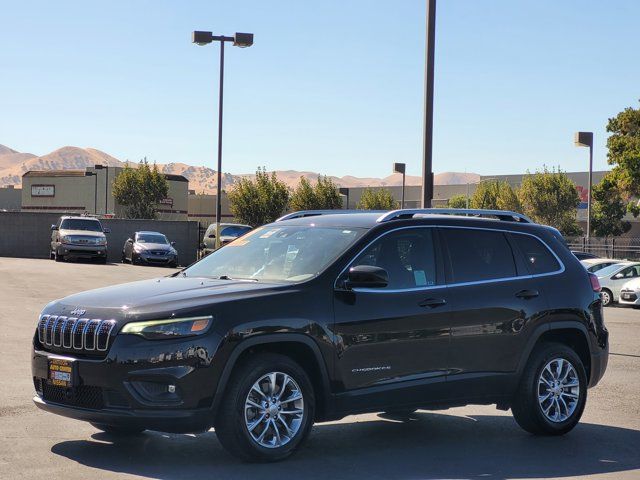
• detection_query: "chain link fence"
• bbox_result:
[566,237,640,260]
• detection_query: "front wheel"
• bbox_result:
[511,342,587,436]
[600,288,613,307]
[215,353,315,462]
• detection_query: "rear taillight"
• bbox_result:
[589,273,601,292]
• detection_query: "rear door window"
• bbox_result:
[511,233,561,275]
[441,228,517,283]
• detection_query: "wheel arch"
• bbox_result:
[517,321,592,383]
[212,333,332,421]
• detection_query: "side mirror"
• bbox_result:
[51,225,58,231]
[103,228,111,234]
[613,273,624,279]
[126,238,133,243]
[343,265,388,290]
[171,241,176,247]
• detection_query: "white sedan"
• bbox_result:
[597,261,640,306]
[580,258,623,274]
[619,277,640,306]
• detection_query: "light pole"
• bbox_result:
[393,162,406,209]
[421,0,436,208]
[85,172,98,214]
[574,132,594,239]
[193,30,254,249]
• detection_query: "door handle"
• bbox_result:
[515,289,539,299]
[419,298,447,308]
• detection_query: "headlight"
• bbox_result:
[134,245,145,253]
[96,237,107,246]
[120,316,212,340]
[60,235,72,244]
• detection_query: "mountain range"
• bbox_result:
[0,144,480,193]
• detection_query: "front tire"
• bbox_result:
[215,353,315,462]
[511,342,587,436]
[600,288,613,307]
[54,251,64,262]
[90,423,145,435]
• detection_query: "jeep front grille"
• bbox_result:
[37,315,116,353]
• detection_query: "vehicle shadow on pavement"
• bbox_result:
[51,412,640,480]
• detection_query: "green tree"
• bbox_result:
[112,159,169,219]
[289,175,343,211]
[605,102,640,197]
[470,180,521,212]
[591,172,631,237]
[447,194,469,208]
[518,167,582,235]
[356,188,398,210]
[227,168,289,227]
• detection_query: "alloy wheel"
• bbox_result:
[537,358,580,423]
[244,371,304,449]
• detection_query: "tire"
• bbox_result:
[215,353,315,462]
[600,288,613,307]
[54,251,64,262]
[90,423,145,435]
[121,252,126,263]
[512,342,587,436]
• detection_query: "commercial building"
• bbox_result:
[21,166,189,220]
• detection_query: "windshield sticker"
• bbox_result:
[259,228,281,239]
[414,270,428,286]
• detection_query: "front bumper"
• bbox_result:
[31,332,222,433]
[618,290,640,305]
[136,252,177,265]
[58,244,107,259]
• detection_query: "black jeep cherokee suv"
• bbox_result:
[31,209,608,462]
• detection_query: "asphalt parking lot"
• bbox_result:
[1,257,639,480]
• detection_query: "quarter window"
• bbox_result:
[441,228,516,283]
[350,229,437,289]
[512,233,560,275]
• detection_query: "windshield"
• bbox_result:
[597,263,627,277]
[184,226,365,283]
[60,219,103,232]
[137,233,168,244]
[220,225,252,237]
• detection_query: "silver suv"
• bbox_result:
[50,216,109,263]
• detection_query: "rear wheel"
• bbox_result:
[511,342,587,436]
[600,288,613,307]
[215,353,315,462]
[90,423,145,435]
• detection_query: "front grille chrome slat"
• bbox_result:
[38,315,116,355]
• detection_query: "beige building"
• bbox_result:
[21,166,189,220]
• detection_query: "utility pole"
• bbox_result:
[421,0,436,208]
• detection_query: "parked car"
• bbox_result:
[121,231,178,267]
[50,215,109,263]
[202,222,252,255]
[572,251,599,260]
[596,261,640,306]
[32,208,608,462]
[618,278,640,307]
[581,258,623,274]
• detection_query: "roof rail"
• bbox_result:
[276,209,385,222]
[376,208,532,224]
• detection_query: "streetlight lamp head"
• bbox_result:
[192,31,214,46]
[574,131,593,148]
[393,162,406,174]
[233,32,254,48]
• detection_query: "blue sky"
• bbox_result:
[1,0,638,178]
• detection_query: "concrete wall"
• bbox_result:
[0,186,21,210]
[0,212,199,265]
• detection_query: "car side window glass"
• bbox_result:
[350,229,437,289]
[442,228,516,283]
[512,233,560,275]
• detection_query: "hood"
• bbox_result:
[44,276,286,320]
[59,229,106,238]
[135,242,172,251]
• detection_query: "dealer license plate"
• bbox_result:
[48,358,74,388]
